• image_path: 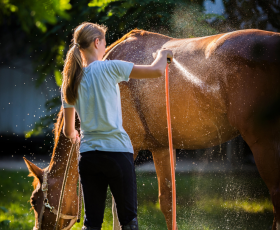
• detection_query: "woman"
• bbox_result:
[61,22,173,230]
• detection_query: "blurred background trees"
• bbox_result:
[220,0,280,31]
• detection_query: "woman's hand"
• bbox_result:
[69,130,80,144]
[130,48,174,80]
[152,48,173,63]
[159,48,173,63]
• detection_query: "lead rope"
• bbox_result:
[77,176,83,223]
[54,140,79,230]
[165,62,177,230]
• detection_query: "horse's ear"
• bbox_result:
[23,157,43,181]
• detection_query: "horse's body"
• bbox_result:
[25,29,280,230]
[106,29,280,229]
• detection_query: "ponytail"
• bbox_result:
[62,22,107,105]
[62,45,83,105]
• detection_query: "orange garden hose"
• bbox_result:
[165,63,176,230]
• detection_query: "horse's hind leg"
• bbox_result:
[112,196,121,230]
[152,148,177,230]
[239,125,280,230]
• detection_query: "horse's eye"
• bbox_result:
[31,199,36,206]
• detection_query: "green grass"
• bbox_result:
[0,170,274,230]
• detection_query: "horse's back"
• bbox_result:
[209,29,280,64]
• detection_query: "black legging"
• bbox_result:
[78,150,137,228]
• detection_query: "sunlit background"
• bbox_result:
[0,0,279,229]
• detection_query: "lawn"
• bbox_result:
[0,169,273,230]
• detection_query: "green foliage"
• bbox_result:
[88,0,121,12]
[0,0,71,32]
[0,206,9,228]
[0,220,10,227]
[54,69,63,87]
[0,206,8,213]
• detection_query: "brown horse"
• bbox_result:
[25,28,280,230]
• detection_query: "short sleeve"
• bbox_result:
[107,60,134,83]
[61,90,74,108]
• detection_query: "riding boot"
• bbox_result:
[81,226,101,230]
[122,217,138,230]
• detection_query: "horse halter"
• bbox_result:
[33,166,79,230]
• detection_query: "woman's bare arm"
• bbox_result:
[63,107,78,143]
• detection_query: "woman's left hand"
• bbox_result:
[70,130,80,144]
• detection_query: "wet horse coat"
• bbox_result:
[105,29,280,230]
[25,29,280,230]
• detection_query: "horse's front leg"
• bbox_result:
[152,148,177,230]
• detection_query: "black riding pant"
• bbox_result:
[78,150,137,228]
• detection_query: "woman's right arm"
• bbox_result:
[129,49,173,79]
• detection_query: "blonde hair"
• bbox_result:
[62,22,107,105]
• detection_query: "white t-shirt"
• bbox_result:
[61,60,134,154]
